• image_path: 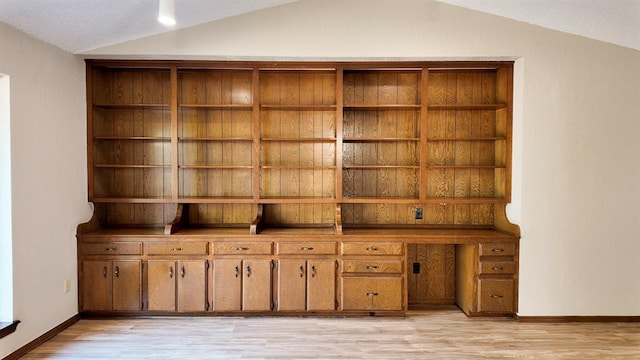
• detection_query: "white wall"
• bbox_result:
[86,0,640,316]
[0,22,89,357]
[0,74,12,322]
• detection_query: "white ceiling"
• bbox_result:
[0,0,638,53]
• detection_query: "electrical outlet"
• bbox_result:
[64,278,71,293]
[413,263,421,274]
[414,207,423,220]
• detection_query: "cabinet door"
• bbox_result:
[307,260,336,311]
[213,260,242,312]
[81,260,111,311]
[147,260,176,311]
[177,260,207,312]
[341,277,403,311]
[277,260,306,311]
[242,259,272,311]
[112,260,142,311]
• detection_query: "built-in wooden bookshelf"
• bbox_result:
[80,60,518,318]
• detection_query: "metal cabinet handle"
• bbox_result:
[105,247,117,251]
[181,265,185,278]
[235,247,250,251]
[234,265,239,278]
[366,292,379,296]
[169,266,174,278]
[300,247,314,251]
[311,265,316,278]
[299,265,304,277]
[114,266,120,278]
[366,265,379,270]
[366,247,379,251]
[102,266,108,278]
[490,294,503,298]
[170,247,183,252]
[246,265,251,278]
[491,248,505,253]
[491,266,504,271]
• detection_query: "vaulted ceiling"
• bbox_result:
[0,0,638,53]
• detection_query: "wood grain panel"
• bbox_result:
[112,260,142,311]
[307,260,336,311]
[212,259,242,311]
[177,260,207,312]
[277,260,307,311]
[147,260,176,311]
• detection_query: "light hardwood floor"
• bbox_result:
[21,308,640,359]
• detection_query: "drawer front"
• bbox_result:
[341,242,403,256]
[479,261,515,275]
[479,242,516,257]
[276,242,336,255]
[146,242,208,255]
[79,242,142,255]
[341,277,403,311]
[213,242,273,255]
[478,279,514,313]
[342,260,403,274]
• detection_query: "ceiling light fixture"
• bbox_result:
[158,0,176,26]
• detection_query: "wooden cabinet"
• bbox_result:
[277,259,336,311]
[456,241,518,316]
[147,260,208,312]
[212,259,272,312]
[79,60,519,318]
[340,242,405,313]
[80,260,142,312]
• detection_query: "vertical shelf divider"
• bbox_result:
[336,67,344,204]
[86,66,95,200]
[170,66,179,202]
[420,67,429,203]
[252,67,261,205]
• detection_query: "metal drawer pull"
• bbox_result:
[235,247,250,251]
[490,294,503,298]
[246,265,251,278]
[181,266,186,278]
[300,247,314,251]
[102,266,108,278]
[491,266,504,271]
[311,265,316,277]
[366,246,379,251]
[114,266,120,278]
[169,266,174,278]
[491,248,505,253]
[366,292,379,296]
[234,265,239,278]
[366,265,379,270]
[105,247,117,251]
[299,265,304,277]
[170,247,183,251]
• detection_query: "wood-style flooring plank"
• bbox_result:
[21,308,640,359]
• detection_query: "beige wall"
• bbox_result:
[0,22,89,357]
[85,0,640,316]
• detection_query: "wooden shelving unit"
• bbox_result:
[80,60,519,318]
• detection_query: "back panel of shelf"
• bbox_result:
[177,69,254,200]
[342,69,421,200]
[342,203,495,226]
[90,66,172,201]
[425,68,509,202]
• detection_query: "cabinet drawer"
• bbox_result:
[479,242,516,257]
[79,242,142,255]
[479,261,515,275]
[342,260,403,274]
[478,279,514,313]
[341,277,403,311]
[146,242,208,255]
[213,242,273,255]
[341,242,403,256]
[276,242,336,255]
